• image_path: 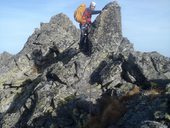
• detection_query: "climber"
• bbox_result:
[78,2,101,55]
[80,1,101,37]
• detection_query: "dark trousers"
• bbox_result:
[79,24,92,56]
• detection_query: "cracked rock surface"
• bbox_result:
[0,2,170,128]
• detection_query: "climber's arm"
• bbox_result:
[91,10,101,15]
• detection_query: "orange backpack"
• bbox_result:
[74,4,86,24]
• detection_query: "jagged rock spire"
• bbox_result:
[97,1,122,36]
[89,1,123,54]
[0,2,170,128]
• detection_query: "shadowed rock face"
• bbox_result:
[0,1,170,128]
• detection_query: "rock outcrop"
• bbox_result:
[0,1,170,128]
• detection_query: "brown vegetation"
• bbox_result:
[84,85,163,128]
[120,85,140,102]
[84,92,127,128]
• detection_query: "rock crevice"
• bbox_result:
[0,2,170,128]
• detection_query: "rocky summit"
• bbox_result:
[0,2,170,128]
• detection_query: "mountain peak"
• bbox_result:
[0,2,170,128]
[49,13,73,26]
[0,51,12,65]
[105,1,120,8]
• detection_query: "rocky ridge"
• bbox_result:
[0,1,170,128]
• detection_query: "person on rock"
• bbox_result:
[79,1,101,54]
[80,1,101,37]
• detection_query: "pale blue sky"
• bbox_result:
[0,0,170,57]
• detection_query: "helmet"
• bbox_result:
[90,1,96,7]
